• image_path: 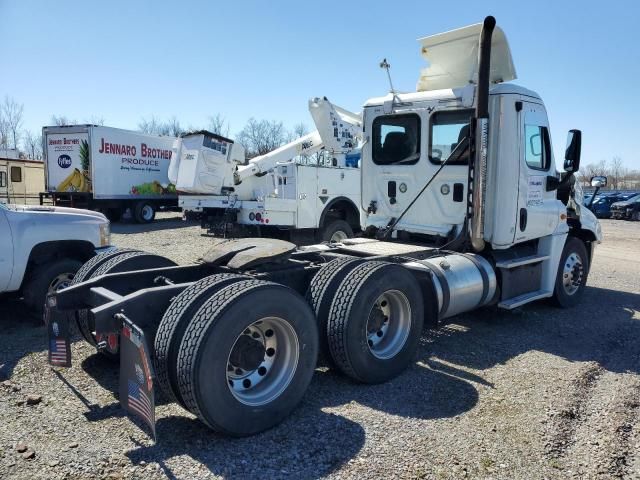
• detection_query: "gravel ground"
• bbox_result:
[1,214,639,479]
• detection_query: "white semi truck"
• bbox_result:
[41,125,178,223]
[47,17,602,438]
[171,97,362,243]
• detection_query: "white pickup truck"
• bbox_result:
[0,202,112,315]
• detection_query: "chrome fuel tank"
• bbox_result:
[404,253,496,319]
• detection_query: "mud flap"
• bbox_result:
[45,295,72,368]
[118,314,156,441]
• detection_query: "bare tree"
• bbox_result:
[3,96,24,148]
[84,115,105,126]
[51,115,77,126]
[609,156,626,189]
[286,122,308,143]
[138,116,183,136]
[236,118,286,158]
[0,115,9,151]
[22,130,43,160]
[208,114,229,137]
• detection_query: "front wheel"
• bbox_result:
[552,237,589,308]
[23,258,83,317]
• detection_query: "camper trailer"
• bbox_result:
[0,158,45,205]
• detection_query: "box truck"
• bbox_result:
[40,125,178,223]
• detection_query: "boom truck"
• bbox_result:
[171,97,362,243]
[46,17,602,438]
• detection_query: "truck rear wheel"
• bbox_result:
[326,261,424,383]
[76,251,176,357]
[134,201,156,224]
[320,219,353,243]
[305,257,364,365]
[552,237,589,308]
[176,280,318,436]
[154,273,249,406]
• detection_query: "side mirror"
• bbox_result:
[563,129,582,173]
[591,175,607,188]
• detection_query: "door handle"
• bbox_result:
[519,208,528,232]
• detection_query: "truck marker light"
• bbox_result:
[266,219,269,224]
[560,213,567,221]
[255,213,262,222]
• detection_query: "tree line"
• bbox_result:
[0,95,309,161]
[3,93,639,183]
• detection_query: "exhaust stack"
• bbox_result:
[470,16,496,252]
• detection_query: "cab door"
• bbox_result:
[361,108,469,237]
[514,102,560,243]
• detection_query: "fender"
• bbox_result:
[318,196,360,229]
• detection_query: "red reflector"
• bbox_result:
[265,219,269,224]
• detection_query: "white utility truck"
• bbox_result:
[47,17,602,438]
[41,125,178,223]
[172,97,362,243]
[0,202,111,315]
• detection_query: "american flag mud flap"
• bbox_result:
[118,314,156,440]
[45,295,71,368]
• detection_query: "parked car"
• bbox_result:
[0,202,112,315]
[610,194,640,220]
[588,192,638,218]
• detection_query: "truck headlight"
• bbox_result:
[100,222,111,247]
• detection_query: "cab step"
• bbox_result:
[495,254,549,269]
[498,290,552,310]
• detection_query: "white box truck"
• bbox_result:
[41,125,178,223]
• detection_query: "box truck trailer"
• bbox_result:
[40,125,178,223]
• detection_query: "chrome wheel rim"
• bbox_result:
[226,317,299,406]
[366,290,411,360]
[47,272,74,295]
[330,230,348,243]
[142,205,154,221]
[562,252,584,296]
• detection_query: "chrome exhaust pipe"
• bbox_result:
[470,16,496,252]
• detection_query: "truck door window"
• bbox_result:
[429,109,472,165]
[0,171,6,187]
[10,166,22,183]
[372,114,420,165]
[524,125,550,170]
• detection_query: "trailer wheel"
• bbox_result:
[77,251,176,357]
[134,201,156,224]
[326,261,424,384]
[176,280,318,436]
[72,248,140,345]
[320,219,353,243]
[154,273,249,406]
[305,257,364,365]
[552,237,589,308]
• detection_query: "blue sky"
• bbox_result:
[1,0,639,169]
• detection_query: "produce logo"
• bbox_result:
[58,154,72,169]
[130,181,176,196]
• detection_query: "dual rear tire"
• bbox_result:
[154,276,318,436]
[307,259,424,383]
